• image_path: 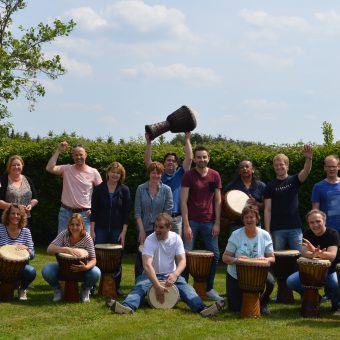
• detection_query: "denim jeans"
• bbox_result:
[286,271,340,310]
[226,272,275,312]
[123,273,206,313]
[171,215,183,237]
[271,228,302,251]
[21,265,37,290]
[183,220,220,291]
[58,207,90,234]
[41,263,101,289]
[95,228,123,289]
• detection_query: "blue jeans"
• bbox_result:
[183,220,220,291]
[95,228,123,289]
[41,263,101,289]
[171,215,182,237]
[58,207,90,234]
[21,265,37,290]
[271,228,302,251]
[286,271,340,310]
[123,273,206,313]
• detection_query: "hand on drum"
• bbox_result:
[302,238,326,258]
[70,261,87,272]
[155,284,169,304]
[15,244,28,251]
[246,195,257,208]
[164,273,178,286]
[67,247,83,257]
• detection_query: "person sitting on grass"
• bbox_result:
[42,213,101,303]
[108,212,224,317]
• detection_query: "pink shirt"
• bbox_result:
[60,164,102,209]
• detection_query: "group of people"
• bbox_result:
[0,136,340,317]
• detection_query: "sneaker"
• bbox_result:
[105,298,115,308]
[18,289,27,301]
[200,300,225,317]
[260,304,270,316]
[53,288,63,302]
[206,289,223,301]
[80,289,91,303]
[110,300,134,314]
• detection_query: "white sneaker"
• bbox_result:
[18,289,27,301]
[80,288,91,303]
[206,289,223,301]
[111,300,134,314]
[200,300,225,317]
[53,288,63,302]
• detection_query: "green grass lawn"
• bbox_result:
[0,248,339,340]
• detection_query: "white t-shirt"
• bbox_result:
[225,227,273,279]
[142,231,185,275]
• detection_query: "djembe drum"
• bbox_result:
[147,281,180,309]
[186,250,214,299]
[297,257,331,317]
[56,248,89,302]
[0,245,30,301]
[272,250,300,303]
[236,258,270,319]
[145,105,197,140]
[95,244,123,298]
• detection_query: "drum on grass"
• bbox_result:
[297,257,331,317]
[236,258,270,319]
[147,281,180,309]
[272,250,300,304]
[95,244,123,298]
[222,190,249,222]
[186,250,214,300]
[56,248,89,302]
[0,245,30,301]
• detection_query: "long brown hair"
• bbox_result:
[2,204,27,229]
[67,213,86,237]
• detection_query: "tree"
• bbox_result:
[0,0,75,127]
[322,121,334,146]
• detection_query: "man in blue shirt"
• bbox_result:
[144,132,192,237]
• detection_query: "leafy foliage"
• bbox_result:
[0,0,75,121]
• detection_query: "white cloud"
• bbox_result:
[240,9,310,32]
[108,0,198,42]
[121,62,220,83]
[65,7,110,31]
[244,51,294,68]
[37,78,64,95]
[59,55,93,77]
[314,10,340,35]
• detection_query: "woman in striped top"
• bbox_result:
[41,213,101,302]
[0,204,37,300]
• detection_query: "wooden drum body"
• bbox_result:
[147,281,179,309]
[56,249,89,302]
[0,245,30,301]
[297,257,331,317]
[272,250,300,304]
[186,250,214,300]
[95,244,123,298]
[236,258,270,319]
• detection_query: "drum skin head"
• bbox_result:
[58,248,88,258]
[0,244,30,261]
[274,250,300,257]
[147,281,179,309]
[186,250,214,256]
[297,257,331,266]
[237,257,270,267]
[95,244,122,250]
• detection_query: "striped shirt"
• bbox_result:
[51,230,96,259]
[0,224,35,259]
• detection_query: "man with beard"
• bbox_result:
[46,142,102,233]
[181,146,223,300]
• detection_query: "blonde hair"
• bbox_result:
[67,213,86,237]
[6,155,24,173]
[273,153,289,167]
[106,161,126,183]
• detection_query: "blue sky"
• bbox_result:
[6,0,340,144]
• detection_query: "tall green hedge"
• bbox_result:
[0,137,338,252]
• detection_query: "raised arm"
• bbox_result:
[182,132,193,171]
[144,133,153,167]
[46,141,68,175]
[298,144,313,183]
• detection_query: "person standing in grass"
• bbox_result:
[109,213,224,317]
[46,141,102,233]
[144,131,193,236]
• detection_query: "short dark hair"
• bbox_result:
[306,209,326,223]
[163,153,179,164]
[193,145,209,157]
